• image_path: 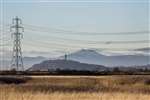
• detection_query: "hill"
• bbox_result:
[28,59,108,71]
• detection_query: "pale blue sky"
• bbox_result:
[0,0,149,57]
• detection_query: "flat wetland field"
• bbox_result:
[0,75,150,100]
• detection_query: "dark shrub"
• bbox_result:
[0,77,31,84]
[144,79,150,85]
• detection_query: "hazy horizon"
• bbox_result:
[0,0,149,58]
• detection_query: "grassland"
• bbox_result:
[0,75,150,100]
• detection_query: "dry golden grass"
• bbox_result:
[1,91,150,100]
[0,75,150,100]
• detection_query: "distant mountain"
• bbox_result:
[134,47,150,53]
[1,49,150,71]
[29,59,108,71]
[134,64,150,70]
[23,56,47,69]
[61,49,150,66]
[0,56,47,70]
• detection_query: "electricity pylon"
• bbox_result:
[10,16,24,71]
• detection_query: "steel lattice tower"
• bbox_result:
[10,16,24,71]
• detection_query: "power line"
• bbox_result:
[24,40,149,51]
[1,23,149,35]
[24,24,149,35]
[24,29,149,44]
[1,23,149,44]
[24,34,149,45]
[0,44,11,46]
[1,22,149,52]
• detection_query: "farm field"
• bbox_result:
[0,75,150,100]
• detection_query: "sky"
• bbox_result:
[0,0,149,58]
